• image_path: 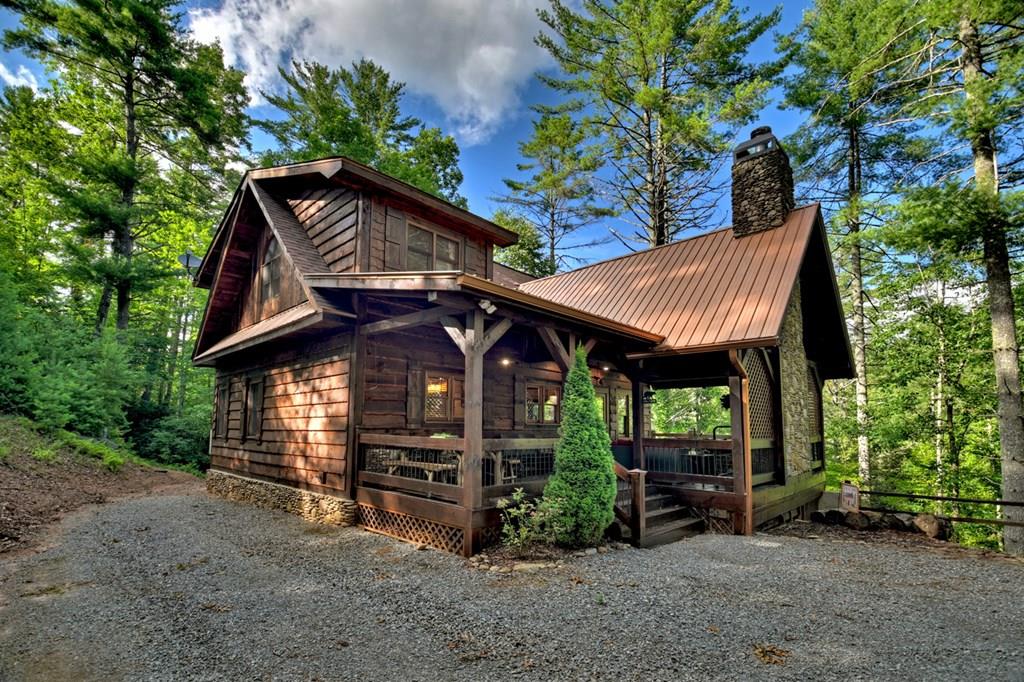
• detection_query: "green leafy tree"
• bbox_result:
[491,209,555,277]
[652,387,729,435]
[260,59,466,206]
[2,0,249,331]
[866,0,1024,552]
[537,0,780,246]
[542,345,616,547]
[780,0,930,485]
[497,113,612,270]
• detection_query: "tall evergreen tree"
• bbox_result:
[491,209,554,278]
[780,0,928,485]
[497,113,611,271]
[260,59,466,206]
[2,0,249,331]
[537,0,779,246]
[869,0,1024,552]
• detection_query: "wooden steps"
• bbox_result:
[622,485,705,548]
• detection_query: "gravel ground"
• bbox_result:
[1,489,1022,681]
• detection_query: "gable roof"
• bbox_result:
[520,204,830,355]
[195,157,518,288]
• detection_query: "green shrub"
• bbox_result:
[0,444,9,462]
[102,450,125,472]
[32,445,58,462]
[497,488,549,553]
[541,345,616,548]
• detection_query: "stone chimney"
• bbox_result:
[731,126,794,237]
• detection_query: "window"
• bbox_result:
[242,376,264,442]
[616,391,631,437]
[425,373,464,422]
[526,383,560,425]
[407,224,460,271]
[260,236,282,304]
[214,381,229,440]
[595,391,610,433]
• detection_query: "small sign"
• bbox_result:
[840,482,860,511]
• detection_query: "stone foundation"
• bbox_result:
[206,470,357,526]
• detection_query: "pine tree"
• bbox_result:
[779,0,927,485]
[491,210,554,277]
[537,0,779,246]
[497,113,612,270]
[543,345,616,547]
[2,0,249,331]
[868,0,1024,553]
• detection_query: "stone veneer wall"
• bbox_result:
[731,144,795,236]
[207,470,357,526]
[778,280,813,478]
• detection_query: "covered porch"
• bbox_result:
[310,272,818,555]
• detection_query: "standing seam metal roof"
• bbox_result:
[519,204,819,352]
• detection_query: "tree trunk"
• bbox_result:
[847,122,870,485]
[94,282,112,335]
[114,70,138,331]
[961,17,1024,554]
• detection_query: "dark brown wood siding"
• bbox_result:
[286,187,361,273]
[360,297,634,438]
[367,196,488,276]
[209,334,352,495]
[236,223,308,328]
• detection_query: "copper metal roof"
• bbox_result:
[520,204,820,353]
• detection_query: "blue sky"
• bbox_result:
[1,1,813,265]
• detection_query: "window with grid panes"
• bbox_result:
[407,224,460,271]
[526,383,560,425]
[425,373,464,422]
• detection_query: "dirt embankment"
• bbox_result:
[0,417,199,555]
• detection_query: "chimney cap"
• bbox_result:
[734,125,781,161]
[750,125,772,139]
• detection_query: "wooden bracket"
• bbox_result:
[538,326,571,373]
[360,306,461,336]
[440,315,467,354]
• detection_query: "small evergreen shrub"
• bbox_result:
[542,345,617,547]
[32,445,58,462]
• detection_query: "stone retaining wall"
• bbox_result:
[206,470,357,526]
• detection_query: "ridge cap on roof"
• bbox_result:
[521,203,820,289]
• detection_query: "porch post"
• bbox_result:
[729,371,754,535]
[631,380,645,469]
[463,310,484,514]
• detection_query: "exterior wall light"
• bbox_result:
[642,390,657,404]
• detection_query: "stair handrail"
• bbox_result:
[613,461,646,544]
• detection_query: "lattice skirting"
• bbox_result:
[695,508,735,535]
[357,504,465,554]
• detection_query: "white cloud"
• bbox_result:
[0,62,39,92]
[188,0,549,145]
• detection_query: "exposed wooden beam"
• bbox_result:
[583,338,598,354]
[360,306,461,336]
[478,318,513,355]
[440,315,467,355]
[537,326,571,373]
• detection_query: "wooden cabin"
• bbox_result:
[193,126,853,555]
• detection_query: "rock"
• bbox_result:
[880,513,905,531]
[810,510,827,525]
[415,543,427,551]
[895,513,917,531]
[512,562,549,573]
[584,547,598,556]
[844,511,872,531]
[597,546,609,554]
[824,509,847,525]
[489,565,502,573]
[913,514,941,538]
[862,511,884,528]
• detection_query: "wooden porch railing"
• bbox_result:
[613,461,646,544]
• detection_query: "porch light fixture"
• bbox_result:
[500,358,512,367]
[477,298,497,314]
[601,365,610,371]
[642,390,657,404]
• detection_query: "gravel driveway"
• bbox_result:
[1,487,1022,681]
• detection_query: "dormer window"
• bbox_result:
[260,236,281,304]
[407,224,460,271]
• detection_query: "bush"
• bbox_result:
[131,405,211,470]
[541,345,616,547]
[497,488,549,554]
